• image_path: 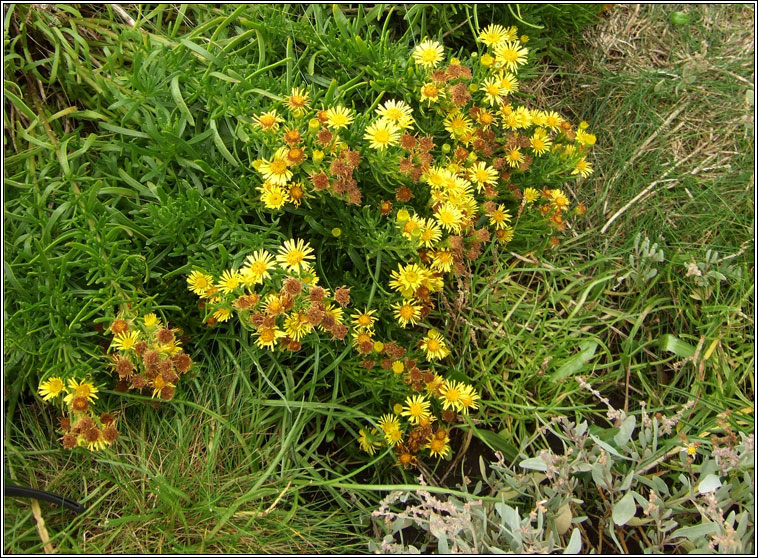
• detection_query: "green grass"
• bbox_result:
[4,3,753,554]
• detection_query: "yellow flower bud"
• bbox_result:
[308,118,320,131]
[312,150,324,163]
[373,341,384,353]
[480,53,494,67]
[331,227,342,237]
[467,83,479,93]
[393,403,403,414]
[396,209,411,223]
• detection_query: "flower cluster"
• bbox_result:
[107,309,193,401]
[251,89,364,209]
[37,376,118,451]
[187,238,353,350]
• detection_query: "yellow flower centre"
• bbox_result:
[486,84,500,96]
[289,95,305,107]
[408,402,423,417]
[399,305,415,319]
[330,114,348,127]
[475,169,490,183]
[358,315,372,327]
[479,113,494,125]
[422,84,438,97]
[272,158,291,174]
[286,250,304,266]
[403,270,419,284]
[507,149,521,162]
[444,387,460,402]
[420,48,438,63]
[260,329,275,343]
[374,129,390,144]
[426,339,441,352]
[500,48,518,63]
[76,385,92,398]
[260,114,276,127]
[194,276,209,289]
[384,108,404,121]
[287,148,303,162]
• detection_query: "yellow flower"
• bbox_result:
[505,147,524,168]
[143,313,159,328]
[112,330,140,352]
[438,379,465,411]
[284,87,311,117]
[543,110,564,131]
[575,129,597,146]
[468,161,498,192]
[443,113,473,139]
[489,204,512,230]
[480,76,505,106]
[276,238,315,273]
[524,187,540,204]
[551,189,570,211]
[392,360,405,374]
[259,182,291,210]
[364,119,401,150]
[430,249,454,273]
[420,330,450,360]
[572,158,593,178]
[530,128,553,156]
[187,270,214,296]
[376,99,414,127]
[212,307,232,323]
[396,209,411,223]
[389,263,428,297]
[494,41,529,72]
[64,378,99,404]
[419,82,444,104]
[480,53,494,67]
[496,71,519,95]
[284,312,313,341]
[258,149,293,186]
[425,433,451,458]
[458,384,481,414]
[477,24,512,48]
[401,394,432,426]
[378,413,401,434]
[412,39,444,69]
[38,377,65,401]
[357,427,383,455]
[252,110,283,132]
[241,249,275,286]
[255,326,286,349]
[325,105,354,130]
[352,309,377,331]
[418,218,442,249]
[392,299,422,328]
[434,202,464,233]
[217,269,242,295]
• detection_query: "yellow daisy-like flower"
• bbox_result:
[434,202,464,233]
[364,119,401,151]
[401,394,432,426]
[259,182,291,210]
[325,105,354,130]
[252,110,283,132]
[523,187,540,204]
[496,71,519,95]
[458,384,481,414]
[392,360,405,374]
[112,330,140,352]
[494,40,529,72]
[505,147,524,168]
[514,106,532,128]
[384,427,404,447]
[496,225,515,244]
[412,39,444,69]
[477,24,513,48]
[264,293,285,316]
[217,269,242,295]
[241,249,275,286]
[430,249,454,273]
[377,413,401,435]
[418,218,443,249]
[284,312,313,341]
[443,113,473,139]
[468,161,498,192]
[392,299,422,328]
[420,330,450,360]
[575,129,597,146]
[276,238,315,273]
[258,149,293,186]
[389,263,427,297]
[419,82,445,104]
[38,377,65,401]
[187,270,214,296]
[376,99,414,127]
[550,189,570,211]
[64,378,99,404]
[425,433,452,459]
[284,87,311,117]
[572,157,593,178]
[531,110,547,127]
[357,427,383,455]
[476,109,496,129]
[480,76,505,106]
[352,309,377,331]
[212,307,232,323]
[438,379,465,411]
[320,302,344,330]
[530,128,553,156]
[255,326,286,349]
[543,110,564,131]
[143,313,160,328]
[489,204,512,230]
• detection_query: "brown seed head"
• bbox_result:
[71,396,89,413]
[333,286,351,307]
[173,353,192,373]
[103,425,119,443]
[62,433,78,449]
[156,328,175,345]
[111,319,129,335]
